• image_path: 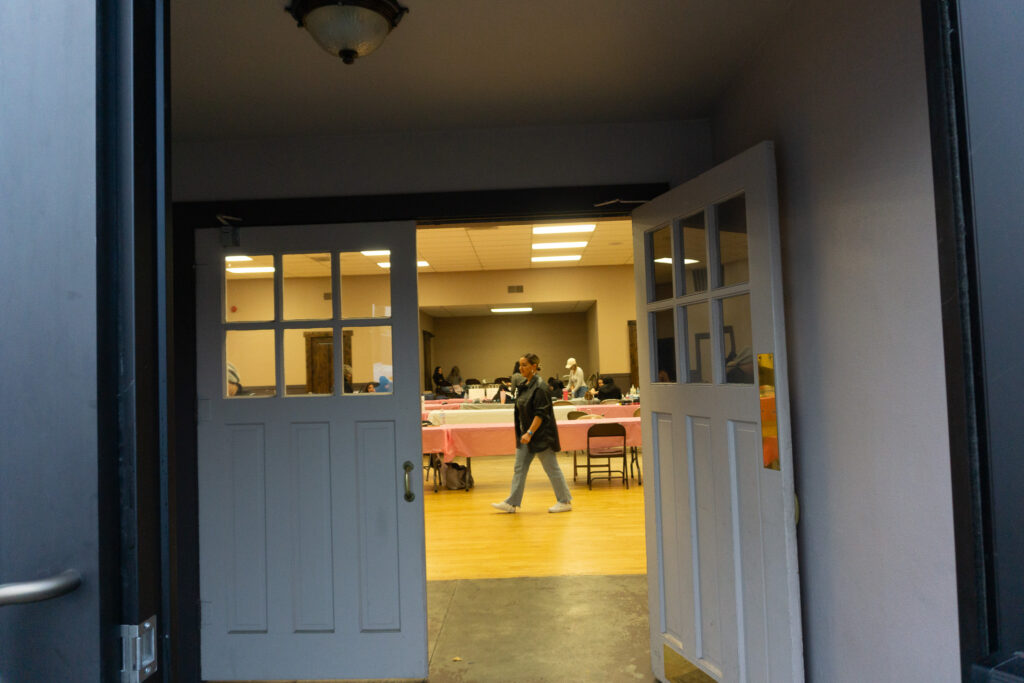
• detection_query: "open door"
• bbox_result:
[634,142,803,682]
[195,222,426,680]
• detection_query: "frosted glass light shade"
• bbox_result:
[304,5,392,62]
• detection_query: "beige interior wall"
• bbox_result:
[432,313,589,384]
[418,265,636,374]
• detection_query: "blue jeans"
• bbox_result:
[573,386,587,398]
[505,445,572,507]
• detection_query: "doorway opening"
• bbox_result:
[415,218,655,679]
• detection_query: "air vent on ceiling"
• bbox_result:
[507,285,524,293]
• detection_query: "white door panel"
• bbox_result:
[196,222,426,680]
[635,142,803,682]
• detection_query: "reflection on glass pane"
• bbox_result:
[758,353,780,470]
[648,226,673,302]
[285,328,333,395]
[342,326,393,394]
[651,309,676,382]
[716,195,748,287]
[225,329,275,397]
[683,302,711,384]
[283,253,332,321]
[225,254,274,322]
[721,294,754,384]
[340,251,391,319]
[681,211,708,294]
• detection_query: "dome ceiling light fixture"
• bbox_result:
[286,0,409,64]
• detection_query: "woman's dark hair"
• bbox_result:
[512,360,521,376]
[522,352,540,368]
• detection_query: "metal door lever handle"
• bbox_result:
[0,569,82,607]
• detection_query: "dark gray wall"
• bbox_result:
[958,0,1024,651]
[172,120,712,201]
[0,2,103,680]
[712,0,960,680]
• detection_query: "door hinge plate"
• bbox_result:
[121,615,158,683]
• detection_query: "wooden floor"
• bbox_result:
[424,452,647,580]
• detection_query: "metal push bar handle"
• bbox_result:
[0,569,82,607]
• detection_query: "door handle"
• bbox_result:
[0,569,82,607]
[403,461,415,501]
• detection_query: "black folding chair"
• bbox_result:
[585,422,628,489]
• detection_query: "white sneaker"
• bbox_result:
[548,501,572,513]
[491,501,516,513]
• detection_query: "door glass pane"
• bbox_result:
[720,293,754,384]
[225,329,275,397]
[285,328,333,395]
[225,254,274,322]
[651,309,677,382]
[283,253,332,321]
[682,302,711,383]
[681,211,708,294]
[342,326,393,394]
[340,251,391,319]
[716,194,748,287]
[647,226,674,302]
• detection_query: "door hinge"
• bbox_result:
[120,615,158,683]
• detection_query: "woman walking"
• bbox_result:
[492,353,573,513]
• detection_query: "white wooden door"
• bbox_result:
[634,142,803,682]
[195,222,426,680]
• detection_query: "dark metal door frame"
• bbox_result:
[921,0,1024,678]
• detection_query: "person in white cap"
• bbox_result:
[565,357,586,398]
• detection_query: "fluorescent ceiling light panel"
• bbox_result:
[224,255,253,262]
[226,266,275,274]
[531,255,582,262]
[377,262,391,268]
[417,261,430,267]
[531,241,588,250]
[532,224,596,235]
[654,257,700,264]
[361,250,391,256]
[491,307,533,313]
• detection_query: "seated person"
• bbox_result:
[596,376,622,401]
[431,366,445,393]
[491,378,513,404]
[364,381,379,393]
[377,376,393,393]
[547,376,565,400]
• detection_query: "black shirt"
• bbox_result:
[514,374,561,453]
[596,381,622,401]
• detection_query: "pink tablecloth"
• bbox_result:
[421,426,447,453]
[438,417,641,462]
[423,398,468,407]
[574,404,640,419]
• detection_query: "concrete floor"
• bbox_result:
[426,574,657,682]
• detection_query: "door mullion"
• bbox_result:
[273,253,284,397]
